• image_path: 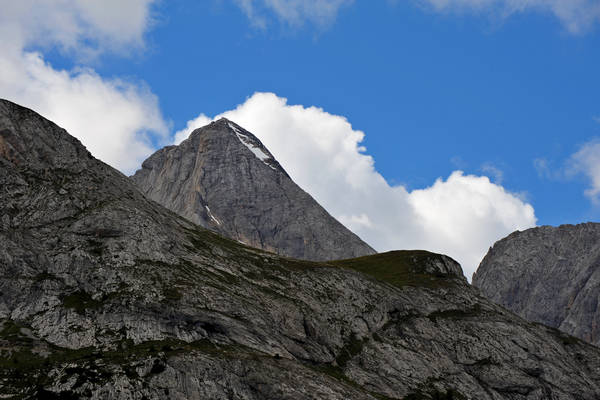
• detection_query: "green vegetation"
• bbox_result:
[401,377,466,400]
[307,362,395,400]
[33,272,61,283]
[0,326,236,399]
[535,323,585,346]
[329,251,460,289]
[403,389,465,400]
[335,334,366,368]
[86,238,105,257]
[427,305,483,321]
[0,320,33,344]
[181,222,461,292]
[61,291,102,313]
[403,388,465,400]
[163,287,182,302]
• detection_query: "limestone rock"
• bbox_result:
[131,118,376,261]
[473,223,600,346]
[2,99,600,399]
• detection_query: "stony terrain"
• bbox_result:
[473,223,600,346]
[131,118,375,261]
[2,99,600,399]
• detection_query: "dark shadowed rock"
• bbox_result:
[473,223,600,346]
[130,118,376,261]
[2,99,600,399]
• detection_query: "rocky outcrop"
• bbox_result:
[473,223,600,346]
[131,118,376,261]
[2,99,600,399]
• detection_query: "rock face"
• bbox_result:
[2,99,600,399]
[131,118,376,261]
[473,223,600,346]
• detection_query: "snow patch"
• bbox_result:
[205,206,221,225]
[229,122,277,171]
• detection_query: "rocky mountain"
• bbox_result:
[473,223,600,346]
[131,118,375,261]
[2,99,600,399]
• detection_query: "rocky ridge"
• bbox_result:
[131,118,376,261]
[1,99,600,399]
[473,223,600,346]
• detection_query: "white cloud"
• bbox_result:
[233,0,354,28]
[481,163,504,184]
[0,0,168,174]
[174,114,213,145]
[175,92,537,279]
[568,139,600,203]
[0,0,156,58]
[416,0,600,34]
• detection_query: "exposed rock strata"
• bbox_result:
[131,118,376,261]
[473,223,600,346]
[1,99,600,399]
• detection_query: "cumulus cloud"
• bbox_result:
[173,114,213,145]
[568,139,600,203]
[0,0,167,173]
[234,0,600,34]
[0,0,156,57]
[233,0,354,28]
[416,0,600,34]
[175,92,537,279]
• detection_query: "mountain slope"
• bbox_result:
[130,118,376,261]
[2,99,600,399]
[473,223,600,346]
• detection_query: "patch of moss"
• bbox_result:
[181,225,465,293]
[33,272,61,283]
[403,389,465,400]
[61,291,102,313]
[536,323,585,346]
[1,319,24,337]
[329,251,460,289]
[0,334,228,396]
[336,334,367,368]
[183,226,251,255]
[86,238,105,257]
[427,305,483,321]
[307,362,395,400]
[0,319,33,345]
[163,287,182,302]
[34,389,80,400]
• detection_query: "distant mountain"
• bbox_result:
[131,118,376,261]
[473,223,600,346]
[2,99,600,399]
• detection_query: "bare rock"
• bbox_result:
[1,99,600,399]
[473,223,600,346]
[130,118,376,261]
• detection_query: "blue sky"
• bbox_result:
[2,0,600,277]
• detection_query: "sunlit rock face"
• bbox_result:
[474,223,600,346]
[131,117,376,261]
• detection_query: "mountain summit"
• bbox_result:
[473,223,600,346]
[131,118,376,261]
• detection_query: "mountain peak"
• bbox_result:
[473,222,600,346]
[184,118,286,176]
[132,119,376,261]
